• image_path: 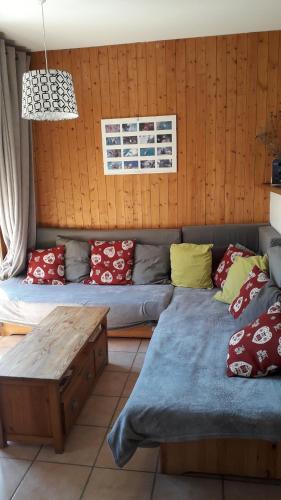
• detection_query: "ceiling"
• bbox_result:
[1,0,281,52]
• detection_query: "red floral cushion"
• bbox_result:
[227,302,281,377]
[23,246,65,285]
[213,244,254,288]
[84,240,135,285]
[229,265,269,319]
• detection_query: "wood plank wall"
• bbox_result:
[31,31,281,229]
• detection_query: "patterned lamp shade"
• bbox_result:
[22,69,78,121]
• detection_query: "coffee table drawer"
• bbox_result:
[94,330,107,374]
[62,354,95,434]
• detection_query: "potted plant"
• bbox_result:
[256,111,281,185]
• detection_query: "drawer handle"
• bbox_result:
[71,399,79,411]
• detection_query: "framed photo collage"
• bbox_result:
[101,115,177,175]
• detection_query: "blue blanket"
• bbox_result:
[108,287,281,467]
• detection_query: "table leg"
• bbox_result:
[48,384,64,454]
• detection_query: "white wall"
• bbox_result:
[270,192,281,234]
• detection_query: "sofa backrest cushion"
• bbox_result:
[258,225,281,255]
[132,244,171,285]
[267,246,281,287]
[36,227,181,248]
[182,224,266,267]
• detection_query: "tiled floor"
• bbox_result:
[0,336,281,499]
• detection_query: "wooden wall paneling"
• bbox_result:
[108,45,123,229]
[265,31,280,190]
[205,36,217,225]
[175,39,186,227]
[119,45,134,228]
[146,42,160,227]
[195,37,207,225]
[128,44,143,229]
[31,32,277,229]
[185,39,197,225]
[65,50,83,227]
[234,35,248,222]
[81,47,99,228]
[52,52,68,226]
[164,40,176,227]
[89,47,102,228]
[224,35,237,223]
[277,33,281,111]
[254,32,269,222]
[97,47,111,228]
[137,43,151,228]
[57,50,76,227]
[72,48,92,227]
[99,46,116,229]
[215,36,227,224]
[245,33,258,223]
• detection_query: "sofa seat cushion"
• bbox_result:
[0,277,174,329]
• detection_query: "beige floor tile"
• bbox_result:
[93,371,128,397]
[96,437,159,472]
[106,351,135,372]
[131,352,146,373]
[224,480,281,500]
[0,442,40,461]
[13,461,90,500]
[37,425,106,466]
[77,395,119,427]
[153,474,223,500]
[122,372,139,397]
[110,397,128,427]
[138,339,150,353]
[82,467,154,500]
[0,458,30,500]
[108,338,140,352]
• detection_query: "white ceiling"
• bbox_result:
[1,0,281,52]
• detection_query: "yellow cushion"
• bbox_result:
[170,243,213,288]
[214,255,268,304]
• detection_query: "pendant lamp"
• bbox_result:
[22,0,78,121]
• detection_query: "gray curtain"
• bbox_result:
[0,39,36,279]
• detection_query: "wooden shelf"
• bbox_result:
[263,184,281,195]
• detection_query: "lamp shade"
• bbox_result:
[22,69,78,121]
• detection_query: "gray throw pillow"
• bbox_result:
[268,246,281,287]
[132,244,170,285]
[56,237,90,283]
[236,280,281,329]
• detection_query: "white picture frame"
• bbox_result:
[101,115,177,175]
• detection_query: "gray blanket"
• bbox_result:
[108,287,281,467]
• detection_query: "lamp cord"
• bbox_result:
[41,0,49,74]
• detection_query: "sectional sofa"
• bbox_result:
[1,222,281,480]
[0,223,279,336]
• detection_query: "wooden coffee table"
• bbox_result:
[0,305,109,453]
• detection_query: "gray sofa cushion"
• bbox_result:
[36,227,181,248]
[268,246,281,287]
[258,225,281,255]
[235,280,281,330]
[182,224,265,267]
[56,237,90,283]
[132,244,170,285]
[0,277,174,329]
